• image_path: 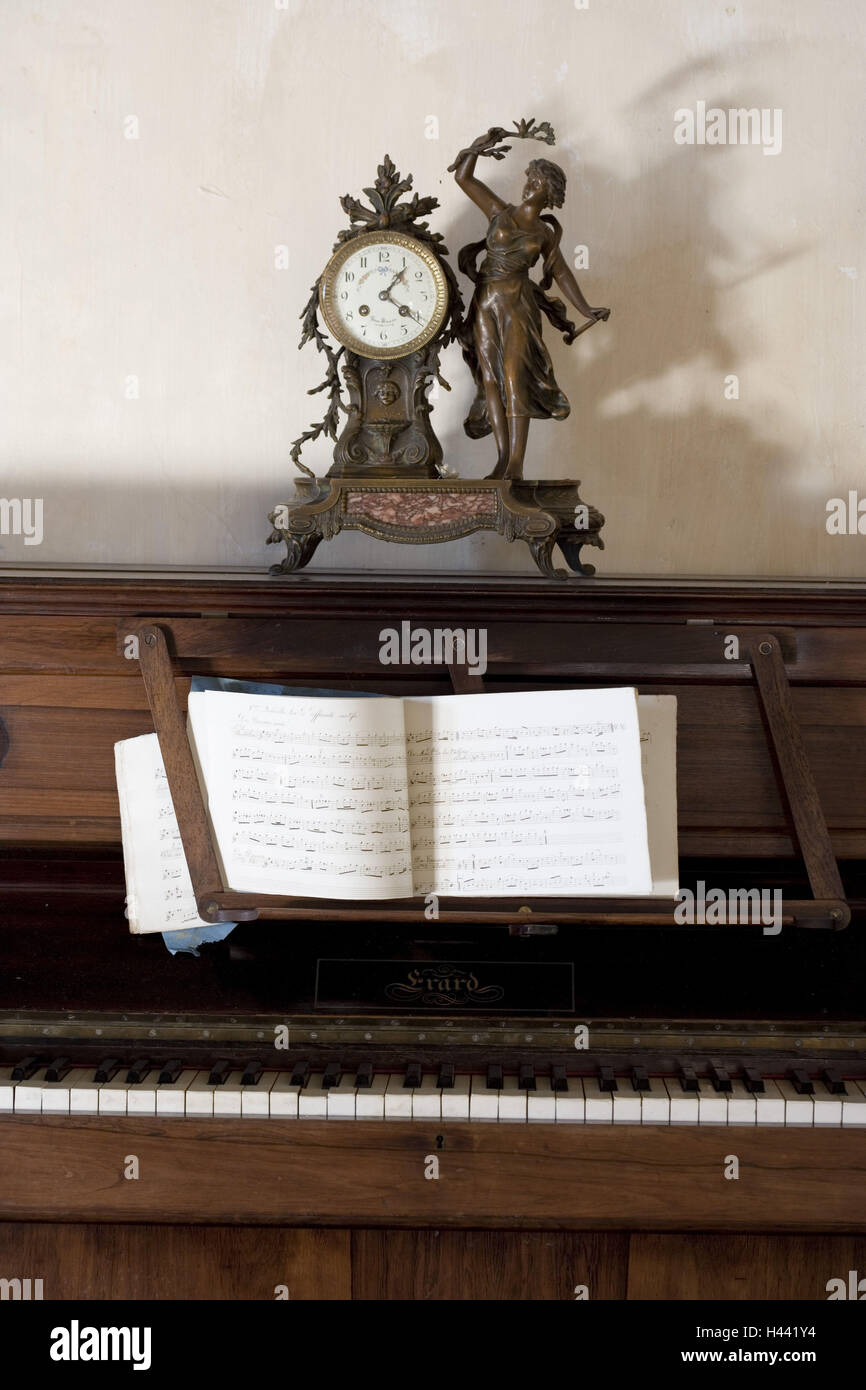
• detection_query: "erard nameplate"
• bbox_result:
[314,959,575,1013]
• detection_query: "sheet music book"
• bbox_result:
[115,687,678,934]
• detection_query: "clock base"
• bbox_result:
[328,348,446,480]
[267,477,604,580]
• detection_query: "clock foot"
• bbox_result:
[268,535,322,575]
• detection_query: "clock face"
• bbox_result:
[319,230,448,360]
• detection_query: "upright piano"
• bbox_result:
[1,570,865,1301]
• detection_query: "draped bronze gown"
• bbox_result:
[464,204,570,440]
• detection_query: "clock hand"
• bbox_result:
[388,293,422,324]
[378,268,408,300]
[378,289,422,324]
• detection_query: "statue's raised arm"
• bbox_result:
[449,127,512,220]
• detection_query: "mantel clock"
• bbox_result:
[270,124,608,579]
[291,157,461,480]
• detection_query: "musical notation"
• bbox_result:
[406,720,626,743]
[195,692,415,899]
[114,736,211,934]
[403,688,650,897]
[234,849,412,880]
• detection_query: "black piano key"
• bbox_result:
[94,1057,122,1084]
[598,1066,617,1093]
[45,1057,72,1083]
[126,1058,152,1084]
[709,1062,732,1093]
[551,1064,568,1093]
[207,1059,231,1086]
[403,1062,422,1090]
[486,1062,504,1091]
[11,1056,41,1082]
[821,1067,847,1095]
[158,1059,183,1085]
[630,1066,649,1093]
[742,1066,765,1094]
[678,1064,699,1092]
[241,1061,264,1087]
[355,1062,374,1089]
[290,1060,310,1088]
[438,1062,455,1090]
[518,1064,536,1091]
[790,1067,814,1095]
[322,1062,342,1090]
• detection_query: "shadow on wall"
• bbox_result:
[432,71,809,579]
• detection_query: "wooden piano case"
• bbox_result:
[2,570,866,1301]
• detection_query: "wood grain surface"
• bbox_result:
[1,1117,864,1232]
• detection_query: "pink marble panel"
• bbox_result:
[346,490,497,527]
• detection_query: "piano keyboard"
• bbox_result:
[3,1058,866,1125]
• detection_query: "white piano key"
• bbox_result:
[696,1079,728,1124]
[69,1071,103,1114]
[582,1077,614,1124]
[441,1074,471,1120]
[664,1078,699,1123]
[811,1080,843,1126]
[726,1078,757,1125]
[384,1074,414,1119]
[325,1075,357,1119]
[611,1080,642,1124]
[241,1072,277,1117]
[498,1076,528,1122]
[411,1074,442,1120]
[269,1072,301,1118]
[126,1076,159,1115]
[527,1076,556,1122]
[754,1077,786,1125]
[155,1069,197,1116]
[40,1068,95,1114]
[776,1078,814,1125]
[554,1076,585,1123]
[354,1073,388,1119]
[641,1077,670,1125]
[842,1080,866,1126]
[14,1068,48,1113]
[98,1075,136,1115]
[469,1075,500,1121]
[212,1071,245,1117]
[0,1067,18,1112]
[185,1070,219,1116]
[298,1072,328,1118]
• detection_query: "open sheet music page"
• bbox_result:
[187,690,414,899]
[404,686,653,897]
[115,733,213,935]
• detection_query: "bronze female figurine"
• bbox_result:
[450,122,609,480]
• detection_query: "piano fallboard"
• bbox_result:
[2,1115,865,1232]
